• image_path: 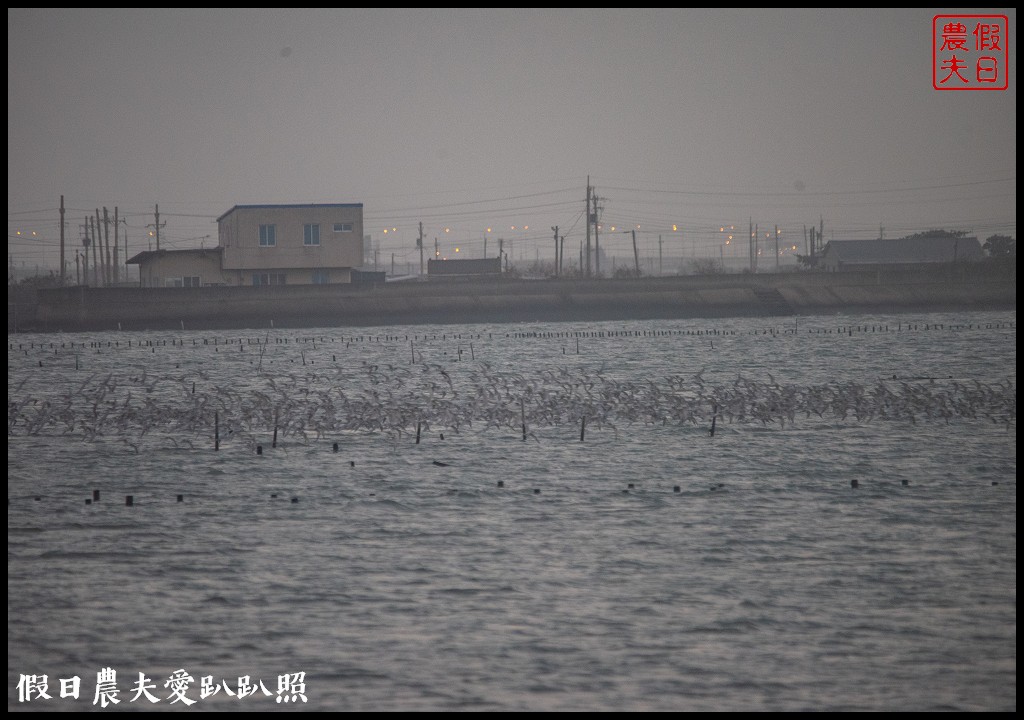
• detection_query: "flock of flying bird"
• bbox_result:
[8,358,1016,451]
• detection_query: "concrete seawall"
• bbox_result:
[12,266,1016,333]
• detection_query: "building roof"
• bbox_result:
[216,203,363,222]
[821,236,982,265]
[126,247,223,265]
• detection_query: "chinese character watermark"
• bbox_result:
[934,15,1009,90]
[15,669,309,705]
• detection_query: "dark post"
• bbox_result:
[521,398,527,441]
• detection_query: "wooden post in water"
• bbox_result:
[521,398,527,441]
[215,412,220,451]
[580,416,586,442]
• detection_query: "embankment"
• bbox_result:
[11,265,1016,333]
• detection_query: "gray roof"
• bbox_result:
[821,236,982,264]
[216,203,363,223]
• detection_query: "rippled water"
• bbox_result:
[8,311,1016,711]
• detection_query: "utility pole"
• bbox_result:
[551,226,559,277]
[775,224,779,272]
[90,215,100,285]
[112,207,119,284]
[75,252,80,285]
[103,207,112,286]
[585,177,592,277]
[753,222,759,273]
[418,221,424,276]
[559,236,565,276]
[631,229,639,275]
[749,218,754,273]
[120,219,129,284]
[155,204,161,251]
[81,218,90,286]
[593,192,601,276]
[95,209,106,285]
[59,195,66,285]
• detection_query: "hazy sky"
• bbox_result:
[7,8,1017,269]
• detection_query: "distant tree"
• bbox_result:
[688,258,724,275]
[983,234,1016,257]
[17,272,63,288]
[901,229,970,242]
[613,266,643,278]
[522,260,557,278]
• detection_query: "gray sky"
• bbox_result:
[7,8,1017,270]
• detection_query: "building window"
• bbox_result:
[304,224,320,246]
[333,223,353,233]
[259,224,276,247]
[253,273,287,286]
[163,276,200,287]
[312,269,330,284]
